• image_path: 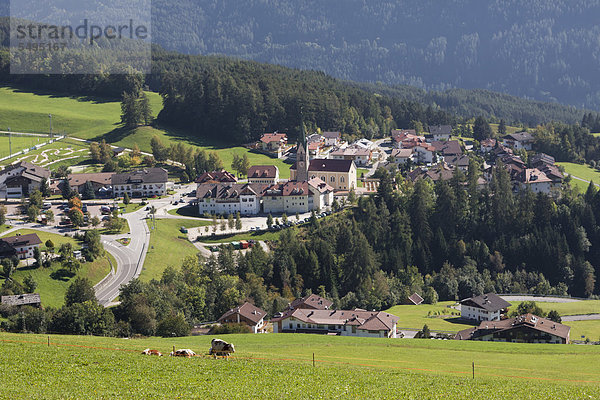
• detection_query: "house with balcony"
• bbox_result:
[111,168,169,198]
[460,293,511,322]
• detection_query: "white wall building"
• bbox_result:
[196,183,264,216]
[111,168,169,198]
[460,293,511,322]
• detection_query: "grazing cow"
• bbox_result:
[209,338,235,358]
[141,348,163,356]
[170,349,196,357]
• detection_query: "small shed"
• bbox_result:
[407,293,424,305]
[1,293,41,307]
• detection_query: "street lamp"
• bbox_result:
[48,114,52,138]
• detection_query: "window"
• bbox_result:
[330,176,335,183]
[340,176,345,183]
[321,176,326,182]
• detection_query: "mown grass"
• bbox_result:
[0,332,599,399]
[0,137,91,168]
[0,229,113,308]
[557,162,600,191]
[142,218,211,282]
[385,302,475,332]
[0,134,50,159]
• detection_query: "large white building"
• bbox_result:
[272,308,399,338]
[196,183,265,216]
[0,161,50,199]
[111,168,169,198]
[0,233,42,260]
[460,293,511,322]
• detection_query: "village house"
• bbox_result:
[67,172,114,197]
[0,161,51,199]
[392,131,426,150]
[503,131,534,150]
[413,144,437,164]
[196,183,265,215]
[247,165,280,185]
[0,293,41,308]
[291,159,357,192]
[111,168,169,198]
[259,132,288,158]
[307,177,335,211]
[408,164,455,183]
[431,140,462,156]
[330,145,372,166]
[455,314,570,344]
[429,125,453,141]
[480,138,497,153]
[460,293,511,322]
[530,153,555,168]
[262,181,311,214]
[322,131,342,147]
[0,233,42,260]
[195,170,237,184]
[288,294,333,310]
[272,308,399,338]
[390,148,415,164]
[444,154,470,171]
[515,168,554,194]
[218,302,267,333]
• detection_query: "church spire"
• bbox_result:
[296,109,310,182]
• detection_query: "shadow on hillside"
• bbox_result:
[3,85,117,104]
[442,317,479,326]
[50,268,75,282]
[92,126,132,144]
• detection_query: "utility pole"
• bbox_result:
[7,127,11,157]
[48,114,52,139]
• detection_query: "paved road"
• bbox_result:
[94,209,151,306]
[562,314,600,321]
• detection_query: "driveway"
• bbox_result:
[500,295,581,303]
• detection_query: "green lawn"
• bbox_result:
[167,206,200,218]
[385,302,475,332]
[557,162,600,192]
[199,230,282,244]
[0,332,599,399]
[0,137,92,168]
[0,229,113,308]
[142,218,211,282]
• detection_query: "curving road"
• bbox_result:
[94,208,151,306]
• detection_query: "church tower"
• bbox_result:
[296,121,310,182]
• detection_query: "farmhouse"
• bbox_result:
[322,131,342,146]
[247,165,279,184]
[391,148,414,164]
[218,302,267,333]
[272,308,399,338]
[195,170,237,184]
[288,294,333,310]
[0,161,51,199]
[330,146,372,166]
[0,233,42,259]
[516,168,553,194]
[455,314,570,344]
[0,293,41,307]
[111,168,169,198]
[259,133,288,158]
[431,140,462,156]
[460,293,511,322]
[480,138,497,153]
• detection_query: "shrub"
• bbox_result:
[209,323,252,335]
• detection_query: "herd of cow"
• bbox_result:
[141,339,236,359]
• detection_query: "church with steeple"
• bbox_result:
[295,122,310,182]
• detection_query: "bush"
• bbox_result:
[209,323,252,335]
[156,314,191,337]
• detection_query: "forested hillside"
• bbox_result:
[144,0,600,110]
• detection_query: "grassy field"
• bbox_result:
[0,134,51,159]
[557,161,600,192]
[0,332,599,399]
[0,137,91,168]
[385,302,474,332]
[386,299,600,340]
[142,218,211,282]
[0,229,113,308]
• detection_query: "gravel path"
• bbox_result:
[562,314,600,321]
[500,295,581,303]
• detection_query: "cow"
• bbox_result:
[209,338,235,358]
[170,349,196,357]
[141,348,163,356]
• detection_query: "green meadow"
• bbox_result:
[142,218,211,282]
[0,229,113,308]
[0,332,598,399]
[557,161,600,192]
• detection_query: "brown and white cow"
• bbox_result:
[141,348,163,356]
[170,349,196,357]
[208,338,235,358]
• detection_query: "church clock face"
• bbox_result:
[299,161,304,168]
